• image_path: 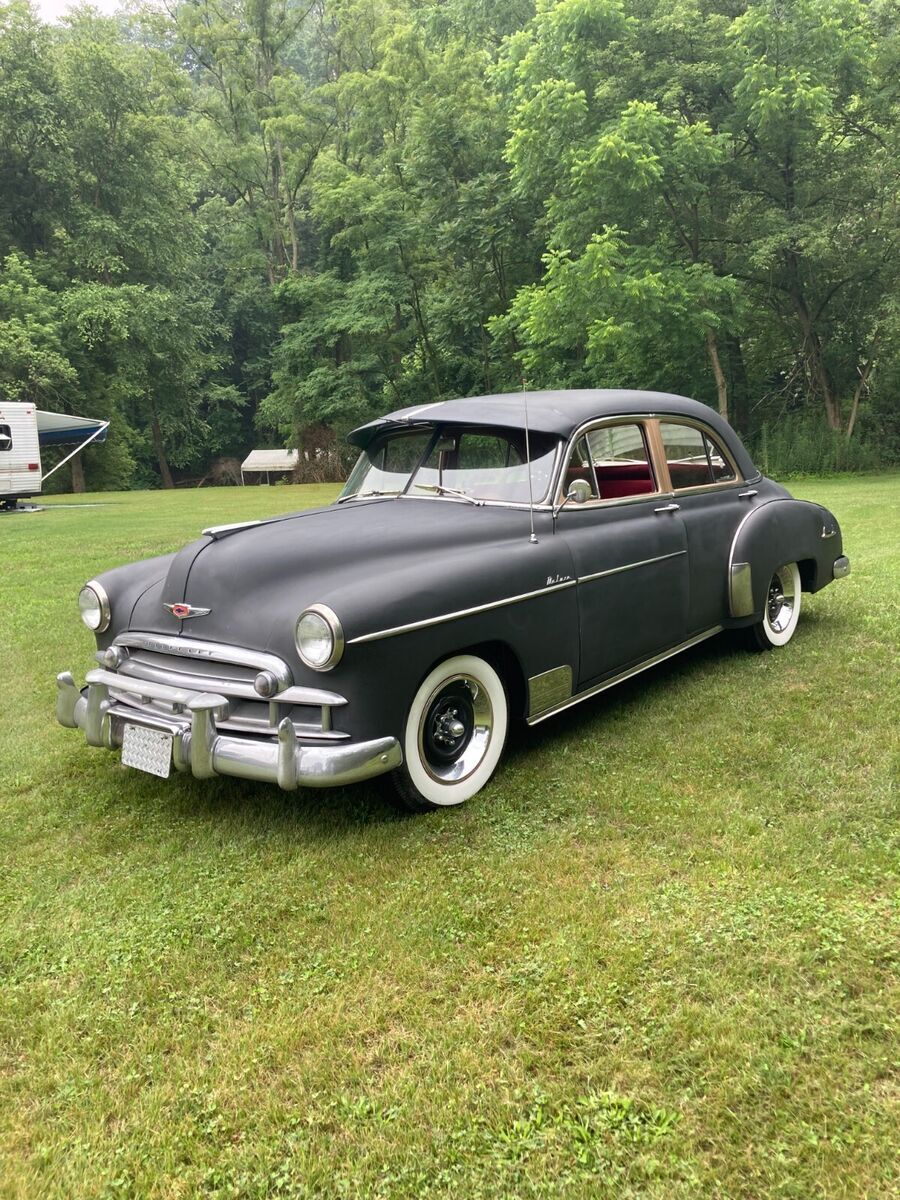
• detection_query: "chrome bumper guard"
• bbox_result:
[55,669,401,790]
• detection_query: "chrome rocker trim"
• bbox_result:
[56,670,401,790]
[526,625,723,726]
[833,555,851,579]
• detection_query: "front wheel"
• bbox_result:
[747,562,802,650]
[391,654,509,811]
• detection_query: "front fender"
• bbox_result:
[93,554,177,649]
[728,498,843,619]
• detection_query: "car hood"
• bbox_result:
[128,497,549,654]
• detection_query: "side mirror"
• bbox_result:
[566,478,593,505]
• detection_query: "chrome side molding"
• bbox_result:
[527,626,723,726]
[348,578,578,645]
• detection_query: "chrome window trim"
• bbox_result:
[555,415,663,508]
[655,417,743,492]
[555,487,676,515]
[553,413,757,510]
[347,578,578,645]
[527,625,723,725]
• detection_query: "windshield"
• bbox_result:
[339,426,560,505]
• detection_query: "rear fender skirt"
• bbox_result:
[728,498,842,618]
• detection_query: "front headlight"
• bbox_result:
[79,580,111,633]
[294,604,344,671]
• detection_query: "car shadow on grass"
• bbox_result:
[85,613,837,838]
[505,622,789,762]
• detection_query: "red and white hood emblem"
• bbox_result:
[163,602,211,620]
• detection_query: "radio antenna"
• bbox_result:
[521,374,538,544]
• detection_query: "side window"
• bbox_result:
[659,423,736,489]
[562,423,657,502]
[705,433,736,482]
[562,436,599,499]
[587,423,656,500]
[456,433,522,470]
[0,423,11,452]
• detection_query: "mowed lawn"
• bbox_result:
[1,475,898,1200]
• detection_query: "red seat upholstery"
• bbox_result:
[563,461,659,500]
[595,463,654,499]
[599,478,654,497]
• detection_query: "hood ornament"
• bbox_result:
[164,602,211,620]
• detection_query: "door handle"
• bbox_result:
[654,503,680,513]
[739,489,758,499]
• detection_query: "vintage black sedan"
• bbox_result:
[57,390,850,810]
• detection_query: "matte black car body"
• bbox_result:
[56,390,849,803]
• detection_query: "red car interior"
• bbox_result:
[564,459,716,500]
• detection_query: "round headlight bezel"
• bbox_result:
[294,603,344,672]
[79,580,111,633]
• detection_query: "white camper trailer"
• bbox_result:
[0,402,109,510]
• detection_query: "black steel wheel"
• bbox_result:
[392,654,509,811]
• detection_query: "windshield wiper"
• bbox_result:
[336,489,401,504]
[413,483,483,506]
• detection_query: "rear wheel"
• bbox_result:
[747,562,802,650]
[392,654,508,812]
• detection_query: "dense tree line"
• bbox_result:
[0,0,897,489]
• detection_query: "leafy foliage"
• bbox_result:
[0,0,897,488]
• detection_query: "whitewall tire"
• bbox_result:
[748,562,802,650]
[392,654,509,811]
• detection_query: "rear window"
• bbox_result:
[659,422,736,488]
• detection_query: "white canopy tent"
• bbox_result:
[240,448,299,485]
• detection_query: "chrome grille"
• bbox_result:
[105,633,348,741]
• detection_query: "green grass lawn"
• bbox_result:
[2,475,898,1199]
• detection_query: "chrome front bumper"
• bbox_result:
[55,669,402,790]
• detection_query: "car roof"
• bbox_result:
[348,389,758,477]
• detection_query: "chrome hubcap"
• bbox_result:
[419,675,494,784]
[766,566,796,633]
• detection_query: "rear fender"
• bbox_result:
[728,498,842,619]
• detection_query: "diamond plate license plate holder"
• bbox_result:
[121,723,172,778]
